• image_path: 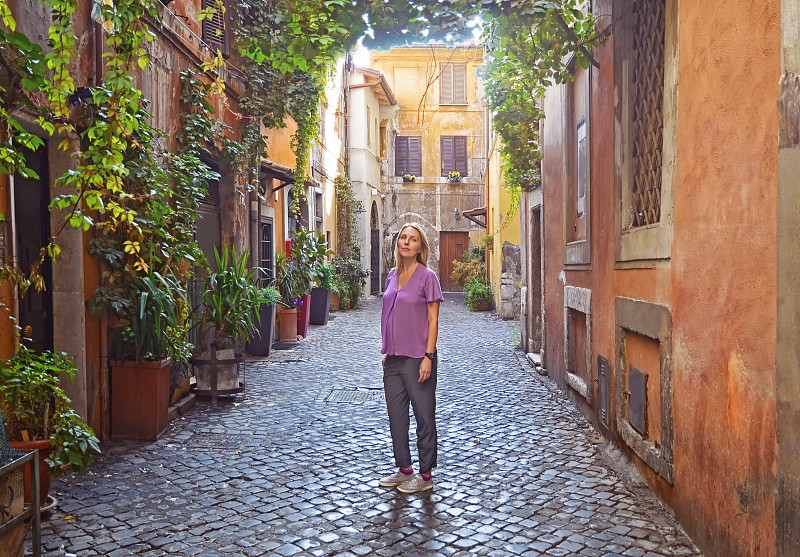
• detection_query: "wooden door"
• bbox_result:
[439,231,469,291]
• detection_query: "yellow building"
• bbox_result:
[370,45,486,291]
[485,134,521,319]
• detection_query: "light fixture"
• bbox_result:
[454,208,461,220]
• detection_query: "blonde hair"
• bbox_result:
[395,222,430,275]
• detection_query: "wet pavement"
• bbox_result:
[36,294,702,556]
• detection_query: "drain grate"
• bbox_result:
[186,433,251,449]
[323,388,384,403]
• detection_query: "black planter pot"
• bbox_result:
[309,287,332,325]
[247,304,276,356]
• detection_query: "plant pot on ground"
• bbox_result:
[464,276,495,312]
[109,272,189,440]
[310,263,335,325]
[193,245,279,390]
[0,346,100,507]
[275,252,301,341]
[290,228,333,335]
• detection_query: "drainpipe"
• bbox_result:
[8,174,19,343]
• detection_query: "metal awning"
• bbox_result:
[462,206,486,228]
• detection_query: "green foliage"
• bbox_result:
[275,253,302,307]
[121,272,189,364]
[290,227,333,296]
[464,276,495,312]
[334,174,362,260]
[332,256,370,309]
[315,264,336,290]
[0,346,100,476]
[198,245,280,349]
[481,1,607,193]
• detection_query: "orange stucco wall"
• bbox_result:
[537,0,780,555]
[671,1,779,554]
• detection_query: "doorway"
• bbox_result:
[529,207,543,352]
[14,146,53,351]
[370,202,380,294]
[439,231,469,291]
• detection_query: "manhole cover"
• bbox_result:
[324,388,384,403]
[186,433,251,449]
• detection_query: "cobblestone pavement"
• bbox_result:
[36,294,702,557]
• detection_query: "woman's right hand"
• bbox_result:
[382,355,387,368]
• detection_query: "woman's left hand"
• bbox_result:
[418,357,432,383]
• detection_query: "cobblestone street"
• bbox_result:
[37,294,702,557]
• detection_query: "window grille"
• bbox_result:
[631,0,665,228]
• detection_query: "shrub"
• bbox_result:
[451,259,486,288]
[464,277,494,311]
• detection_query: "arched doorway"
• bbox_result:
[370,202,380,294]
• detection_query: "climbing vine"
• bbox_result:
[334,174,362,259]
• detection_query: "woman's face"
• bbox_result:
[398,227,422,259]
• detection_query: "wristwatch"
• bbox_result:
[425,352,435,361]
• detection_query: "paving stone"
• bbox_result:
[32,295,702,557]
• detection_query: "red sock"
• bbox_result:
[421,473,432,481]
[400,467,413,475]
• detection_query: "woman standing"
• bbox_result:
[378,223,443,493]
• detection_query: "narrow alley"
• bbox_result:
[38,296,701,557]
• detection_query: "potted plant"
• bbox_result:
[110,271,189,440]
[275,253,301,342]
[290,228,331,336]
[194,245,278,390]
[332,256,371,310]
[309,263,335,325]
[0,345,100,508]
[464,276,495,311]
[447,170,461,183]
[402,174,416,183]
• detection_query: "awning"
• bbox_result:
[260,160,295,192]
[462,206,486,228]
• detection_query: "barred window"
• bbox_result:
[630,0,665,227]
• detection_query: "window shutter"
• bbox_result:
[454,136,468,176]
[440,63,454,104]
[202,0,229,57]
[408,137,421,175]
[395,137,409,175]
[441,136,454,175]
[453,63,467,104]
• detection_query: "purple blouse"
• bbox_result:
[381,264,444,358]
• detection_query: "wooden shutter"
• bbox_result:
[202,0,229,57]
[454,136,468,176]
[440,63,454,104]
[453,63,466,104]
[441,136,454,175]
[408,137,421,175]
[395,136,409,175]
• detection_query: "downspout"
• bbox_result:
[8,174,19,340]
[94,16,110,439]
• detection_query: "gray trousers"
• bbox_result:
[383,354,438,473]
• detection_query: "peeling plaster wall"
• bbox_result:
[370,46,486,280]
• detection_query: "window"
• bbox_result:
[441,136,468,177]
[395,136,421,176]
[201,0,230,57]
[614,0,675,264]
[440,63,467,104]
[564,62,591,266]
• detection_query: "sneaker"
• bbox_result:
[397,474,433,493]
[379,469,414,487]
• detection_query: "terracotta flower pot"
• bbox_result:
[279,308,298,342]
[110,358,171,441]
[9,438,52,508]
[296,294,312,338]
